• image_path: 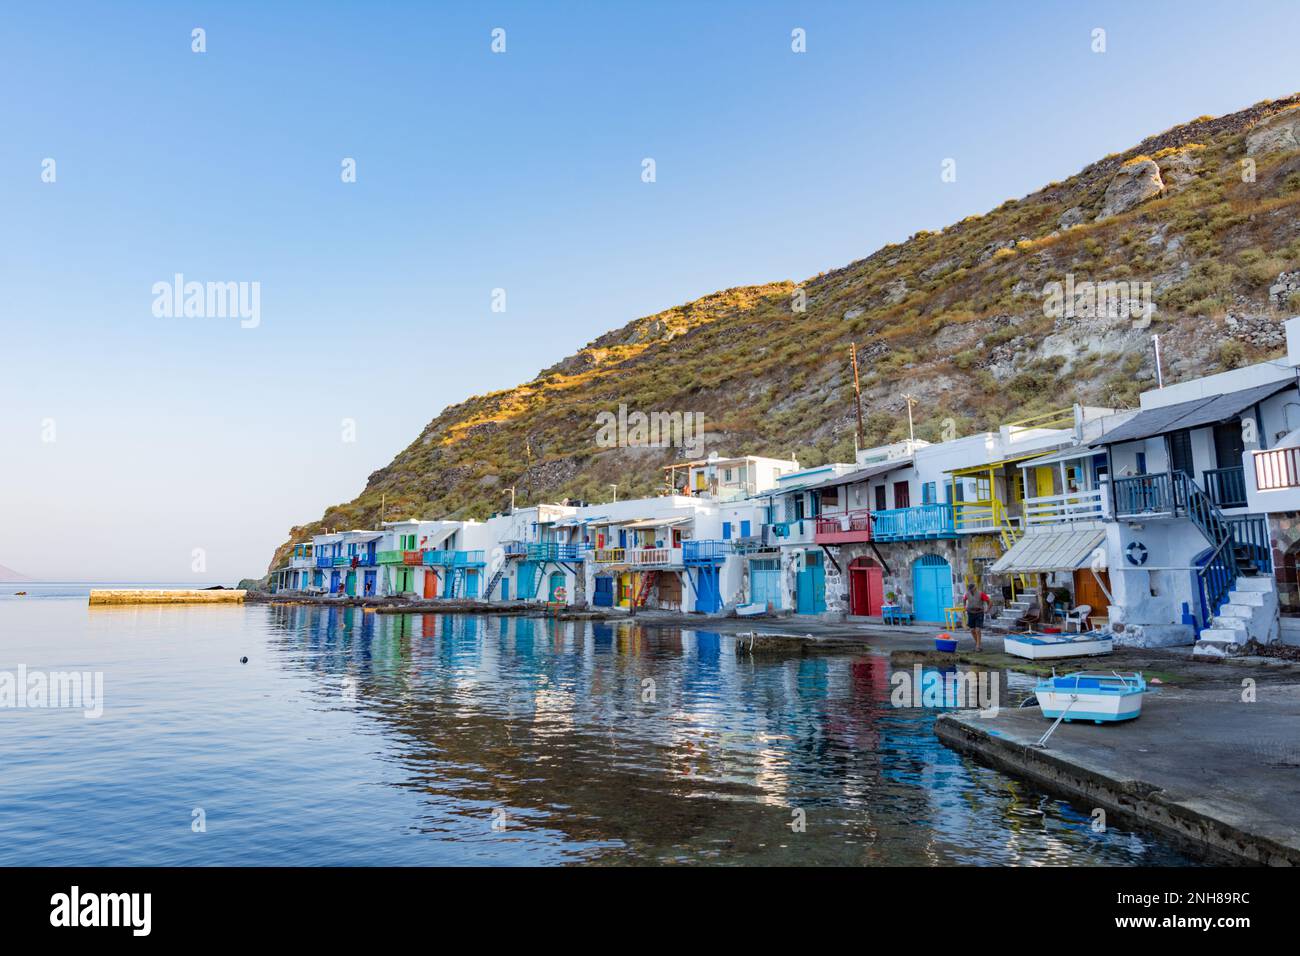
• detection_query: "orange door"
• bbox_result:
[423,569,438,599]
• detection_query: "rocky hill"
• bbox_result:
[269,94,1300,572]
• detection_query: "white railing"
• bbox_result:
[1023,486,1108,525]
[627,547,683,566]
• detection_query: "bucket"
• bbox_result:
[935,633,958,653]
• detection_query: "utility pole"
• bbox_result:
[379,493,385,529]
[901,393,917,445]
[849,342,865,455]
[1151,334,1165,388]
[610,483,618,503]
[505,486,516,514]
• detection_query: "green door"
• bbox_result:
[345,571,357,596]
[796,551,825,614]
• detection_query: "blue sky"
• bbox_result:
[1,1,1297,581]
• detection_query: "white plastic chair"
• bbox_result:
[1064,603,1092,633]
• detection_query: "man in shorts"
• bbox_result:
[965,582,991,651]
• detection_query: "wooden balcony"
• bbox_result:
[871,503,956,540]
[376,550,405,565]
[814,509,872,544]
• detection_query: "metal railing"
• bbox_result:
[376,550,404,565]
[592,547,625,564]
[626,547,681,566]
[683,539,731,564]
[526,542,584,562]
[1226,514,1272,574]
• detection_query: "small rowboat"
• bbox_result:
[1033,671,1146,724]
[1004,631,1112,660]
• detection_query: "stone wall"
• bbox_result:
[1269,510,1300,614]
[823,539,969,615]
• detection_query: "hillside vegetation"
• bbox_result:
[269,95,1300,571]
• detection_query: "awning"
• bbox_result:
[1100,380,1292,445]
[347,532,384,543]
[947,448,1068,477]
[620,516,692,530]
[799,458,912,493]
[988,527,1106,574]
[421,526,456,548]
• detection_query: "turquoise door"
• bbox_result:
[466,571,479,598]
[548,572,565,600]
[912,554,953,623]
[345,571,357,596]
[517,562,539,600]
[750,560,781,608]
[500,578,509,600]
[796,551,825,614]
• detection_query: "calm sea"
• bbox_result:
[0,584,1193,865]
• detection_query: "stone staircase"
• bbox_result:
[1194,577,1280,657]
[989,589,1037,631]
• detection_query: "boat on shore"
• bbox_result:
[1004,631,1112,660]
[1034,671,1146,723]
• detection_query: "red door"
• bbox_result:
[848,558,883,616]
[423,569,439,599]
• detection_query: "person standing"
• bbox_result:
[965,582,991,651]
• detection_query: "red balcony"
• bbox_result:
[814,509,872,544]
[402,551,424,565]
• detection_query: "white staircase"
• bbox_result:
[1194,577,1280,656]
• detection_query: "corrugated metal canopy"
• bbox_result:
[799,458,912,493]
[620,516,692,529]
[1100,380,1291,445]
[989,527,1106,574]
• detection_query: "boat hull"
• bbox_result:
[1034,673,1146,723]
[1004,633,1113,660]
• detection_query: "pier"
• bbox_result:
[88,589,246,606]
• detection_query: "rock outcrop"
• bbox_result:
[1096,158,1164,220]
[1247,105,1300,155]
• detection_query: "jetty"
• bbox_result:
[88,589,246,606]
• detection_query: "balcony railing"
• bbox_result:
[627,547,682,567]
[1203,466,1247,509]
[453,550,486,567]
[377,550,405,565]
[502,540,529,557]
[871,503,956,540]
[526,542,584,562]
[592,548,624,564]
[1254,446,1300,491]
[683,539,731,564]
[423,549,455,566]
[315,555,335,569]
[1022,487,1107,525]
[953,499,1001,532]
[814,509,872,544]
[730,534,775,554]
[1112,473,1176,518]
[402,550,424,565]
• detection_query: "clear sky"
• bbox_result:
[1,1,1296,582]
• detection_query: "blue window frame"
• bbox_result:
[922,482,936,504]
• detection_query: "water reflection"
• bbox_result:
[264,606,1189,866]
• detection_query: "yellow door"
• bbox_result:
[1035,467,1055,498]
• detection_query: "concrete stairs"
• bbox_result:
[1194,576,1280,657]
[987,589,1038,632]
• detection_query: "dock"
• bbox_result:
[936,680,1300,865]
[88,589,246,606]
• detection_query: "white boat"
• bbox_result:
[1004,631,1113,660]
[1033,671,1146,724]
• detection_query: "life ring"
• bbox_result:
[1125,540,1148,566]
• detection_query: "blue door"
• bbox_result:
[750,559,781,609]
[466,571,479,598]
[796,551,825,614]
[912,554,953,623]
[593,576,614,607]
[500,578,509,600]
[330,570,340,593]
[517,562,539,600]
[363,570,376,596]
[695,566,721,613]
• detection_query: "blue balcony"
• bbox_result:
[1112,473,1176,518]
[453,550,486,567]
[423,550,455,566]
[683,539,730,565]
[870,503,955,541]
[316,555,335,569]
[526,543,584,562]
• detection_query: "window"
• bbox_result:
[724,468,733,482]
[922,481,936,504]
[974,477,991,501]
[1168,430,1193,476]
